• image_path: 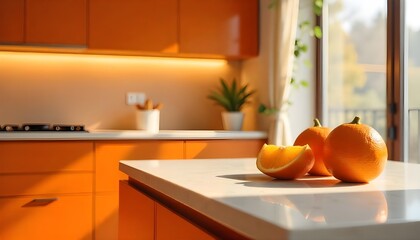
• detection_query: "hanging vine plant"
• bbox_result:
[259,0,323,115]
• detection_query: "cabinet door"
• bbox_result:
[119,181,155,240]
[95,141,183,240]
[185,139,265,159]
[0,141,94,197]
[0,173,93,196]
[89,0,178,53]
[95,193,119,240]
[26,0,87,45]
[179,0,258,58]
[0,141,94,174]
[0,0,24,43]
[0,141,94,239]
[0,195,93,240]
[156,202,215,240]
[95,140,184,192]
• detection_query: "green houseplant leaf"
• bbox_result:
[207,78,255,112]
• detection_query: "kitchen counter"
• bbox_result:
[119,159,420,240]
[0,130,267,141]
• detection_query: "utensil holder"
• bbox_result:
[136,110,160,132]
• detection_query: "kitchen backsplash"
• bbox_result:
[0,51,250,131]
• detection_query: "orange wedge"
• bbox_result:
[256,144,315,180]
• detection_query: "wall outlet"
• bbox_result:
[126,92,146,105]
[136,93,146,105]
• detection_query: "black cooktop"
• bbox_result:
[0,124,87,132]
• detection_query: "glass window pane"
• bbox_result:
[324,0,387,138]
[406,0,420,163]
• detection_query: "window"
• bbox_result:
[321,0,418,162]
[406,0,420,163]
[323,0,387,135]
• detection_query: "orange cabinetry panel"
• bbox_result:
[119,181,214,240]
[0,141,94,173]
[0,194,93,240]
[0,141,94,239]
[179,0,258,58]
[95,141,183,240]
[95,193,119,240]
[0,141,94,196]
[1,0,257,58]
[0,173,93,196]
[25,0,87,45]
[95,140,184,192]
[0,0,24,43]
[156,202,215,240]
[185,139,265,159]
[89,0,178,53]
[118,181,154,240]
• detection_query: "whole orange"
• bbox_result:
[294,118,332,176]
[323,116,388,183]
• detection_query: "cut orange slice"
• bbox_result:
[256,144,315,180]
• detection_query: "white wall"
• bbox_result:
[242,0,316,141]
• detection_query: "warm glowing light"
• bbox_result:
[0,51,227,68]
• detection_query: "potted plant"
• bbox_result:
[207,78,255,130]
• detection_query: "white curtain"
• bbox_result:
[267,0,300,145]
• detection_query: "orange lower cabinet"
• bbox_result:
[94,193,119,240]
[95,141,184,193]
[0,141,94,174]
[118,181,155,240]
[119,181,214,240]
[156,203,215,240]
[95,141,183,239]
[0,141,94,239]
[0,194,93,240]
[0,172,93,196]
[185,139,266,159]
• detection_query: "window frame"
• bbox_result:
[316,0,407,161]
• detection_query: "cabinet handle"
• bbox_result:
[23,198,58,207]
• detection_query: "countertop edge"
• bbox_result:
[119,159,287,239]
[0,130,268,141]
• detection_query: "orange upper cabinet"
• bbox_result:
[25,0,87,45]
[1,0,258,58]
[89,0,178,53]
[0,0,24,44]
[179,0,259,58]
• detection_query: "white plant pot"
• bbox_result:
[222,111,244,131]
[136,110,160,133]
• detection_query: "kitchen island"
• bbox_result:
[119,159,420,240]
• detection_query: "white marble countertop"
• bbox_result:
[0,130,267,141]
[119,159,420,240]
